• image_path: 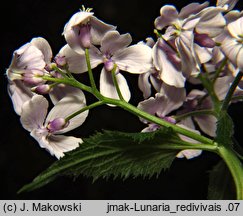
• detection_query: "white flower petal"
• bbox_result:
[154,5,178,30]
[138,72,152,99]
[217,0,239,11]
[12,45,45,72]
[221,36,241,66]
[159,83,186,109]
[20,95,48,132]
[31,37,52,63]
[214,76,233,100]
[99,68,131,102]
[179,2,209,19]
[194,44,212,64]
[153,40,185,87]
[196,11,226,37]
[57,44,102,73]
[7,80,34,115]
[176,123,202,159]
[90,16,116,45]
[46,89,88,133]
[138,92,183,119]
[49,84,83,105]
[46,135,81,159]
[30,129,81,159]
[237,47,243,70]
[228,17,243,38]
[63,11,93,53]
[194,115,217,137]
[176,31,200,78]
[176,149,202,159]
[113,44,152,74]
[101,31,132,55]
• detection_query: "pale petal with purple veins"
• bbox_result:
[154,5,178,30]
[63,11,93,53]
[101,31,132,55]
[176,31,200,78]
[153,39,185,87]
[228,17,243,39]
[196,8,226,37]
[31,37,52,63]
[90,16,116,45]
[20,95,48,132]
[57,44,102,73]
[221,36,241,66]
[179,2,209,19]
[113,44,152,74]
[99,68,131,102]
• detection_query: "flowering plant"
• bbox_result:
[6,0,243,199]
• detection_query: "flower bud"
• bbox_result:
[23,71,45,85]
[194,33,215,48]
[47,118,69,133]
[31,84,51,94]
[54,56,67,67]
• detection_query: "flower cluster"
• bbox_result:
[6,0,243,160]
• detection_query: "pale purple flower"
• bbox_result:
[58,30,152,101]
[155,3,226,78]
[138,87,201,159]
[220,16,243,71]
[63,8,116,53]
[6,37,52,85]
[137,85,186,124]
[20,89,88,159]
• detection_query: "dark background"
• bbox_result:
[1,0,243,199]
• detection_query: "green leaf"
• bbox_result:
[208,160,235,199]
[18,128,193,193]
[215,111,234,147]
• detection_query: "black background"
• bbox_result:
[1,0,243,199]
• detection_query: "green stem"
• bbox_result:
[52,65,68,78]
[42,76,93,94]
[174,109,216,121]
[218,146,243,199]
[198,73,220,112]
[111,65,125,101]
[221,71,243,111]
[85,48,97,91]
[65,101,105,122]
[102,97,213,144]
[212,58,228,84]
